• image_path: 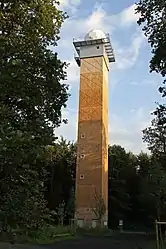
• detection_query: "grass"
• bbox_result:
[26,225,76,244]
[0,226,158,247]
[0,225,76,245]
[0,226,118,245]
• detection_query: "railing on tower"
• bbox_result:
[73,33,115,67]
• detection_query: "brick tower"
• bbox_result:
[73,29,115,228]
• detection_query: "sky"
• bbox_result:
[54,0,164,154]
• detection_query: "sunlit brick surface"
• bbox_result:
[76,56,109,223]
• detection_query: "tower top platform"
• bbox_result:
[73,29,115,67]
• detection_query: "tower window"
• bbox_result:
[80,154,85,159]
[96,46,100,49]
[80,174,84,179]
[81,134,85,139]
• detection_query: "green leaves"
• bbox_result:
[141,104,166,221]
[0,0,67,46]
[0,0,69,230]
[143,104,166,159]
[45,138,76,217]
[139,161,166,221]
[108,145,132,225]
[136,0,166,92]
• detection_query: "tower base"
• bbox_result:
[76,212,108,228]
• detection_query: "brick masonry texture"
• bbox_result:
[76,56,109,222]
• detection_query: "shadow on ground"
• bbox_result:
[40,234,155,249]
[1,233,155,249]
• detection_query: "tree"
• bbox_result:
[141,104,166,225]
[0,0,69,230]
[125,152,141,227]
[139,161,166,223]
[108,145,130,228]
[136,0,166,94]
[65,187,76,219]
[137,151,151,177]
[143,104,166,163]
[91,193,106,227]
[108,146,152,230]
[45,138,76,219]
[56,201,66,226]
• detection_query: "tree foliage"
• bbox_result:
[91,193,106,222]
[141,104,166,224]
[136,0,166,95]
[108,145,131,227]
[2,0,166,233]
[139,161,166,221]
[0,0,69,230]
[137,151,151,177]
[31,136,166,229]
[43,136,166,229]
[143,104,166,161]
[45,137,76,221]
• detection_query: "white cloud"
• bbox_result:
[118,4,140,27]
[86,7,110,32]
[108,108,151,153]
[54,3,149,154]
[55,108,78,142]
[64,30,145,81]
[59,8,108,42]
[59,0,81,7]
[58,3,144,78]
[130,79,159,86]
[113,31,145,70]
[59,0,68,7]
[60,3,139,40]
[58,0,81,13]
[65,58,79,85]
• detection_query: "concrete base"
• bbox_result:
[76,217,108,229]
[77,219,84,228]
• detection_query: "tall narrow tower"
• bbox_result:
[73,29,115,227]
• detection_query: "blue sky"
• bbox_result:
[54,0,164,154]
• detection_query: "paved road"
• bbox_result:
[2,234,155,249]
[41,235,155,249]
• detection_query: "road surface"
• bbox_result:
[41,234,155,249]
[2,234,155,249]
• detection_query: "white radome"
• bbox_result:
[85,29,106,41]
